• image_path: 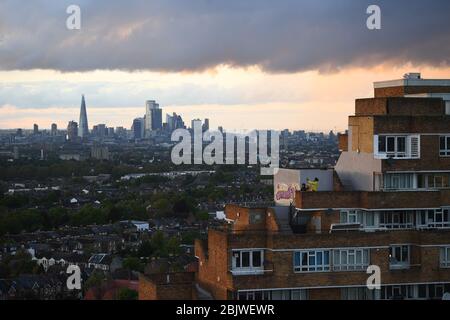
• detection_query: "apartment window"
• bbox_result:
[333,248,369,271]
[389,245,410,269]
[232,250,264,273]
[417,173,450,189]
[237,289,308,300]
[381,284,450,300]
[381,285,415,300]
[428,208,449,228]
[440,135,450,156]
[294,250,330,272]
[340,210,375,228]
[383,173,414,190]
[440,247,450,268]
[340,210,361,224]
[379,211,414,229]
[341,287,375,300]
[249,212,263,224]
[375,135,420,159]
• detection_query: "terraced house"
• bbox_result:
[195,73,450,300]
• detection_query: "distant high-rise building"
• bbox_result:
[107,127,115,137]
[202,118,210,132]
[191,119,202,132]
[92,124,107,137]
[16,128,23,137]
[165,112,185,132]
[115,127,126,138]
[67,121,78,141]
[145,100,162,136]
[51,123,58,136]
[78,95,89,139]
[132,117,145,139]
[33,124,39,135]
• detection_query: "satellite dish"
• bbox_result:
[442,292,450,300]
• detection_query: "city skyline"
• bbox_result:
[1,1,450,132]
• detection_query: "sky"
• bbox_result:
[0,0,450,131]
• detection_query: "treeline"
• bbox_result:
[0,199,148,236]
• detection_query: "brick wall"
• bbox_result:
[139,272,197,300]
[375,85,450,97]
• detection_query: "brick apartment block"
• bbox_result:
[195,73,450,300]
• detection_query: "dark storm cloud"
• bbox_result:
[0,0,449,73]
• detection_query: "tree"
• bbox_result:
[117,287,138,300]
[123,256,143,279]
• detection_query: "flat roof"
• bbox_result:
[374,78,450,89]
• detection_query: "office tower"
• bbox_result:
[92,124,107,138]
[195,73,450,300]
[51,123,58,136]
[191,119,202,131]
[33,124,39,135]
[202,118,210,132]
[78,95,89,138]
[166,112,186,131]
[115,127,126,138]
[132,117,145,139]
[145,100,162,136]
[67,121,78,141]
[16,128,23,137]
[107,127,115,137]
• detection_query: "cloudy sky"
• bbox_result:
[1,0,450,131]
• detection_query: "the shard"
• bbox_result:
[78,95,89,138]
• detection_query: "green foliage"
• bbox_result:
[117,288,138,300]
[123,256,143,273]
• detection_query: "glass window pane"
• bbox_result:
[397,137,406,152]
[253,251,262,267]
[378,136,386,152]
[242,252,250,267]
[387,137,395,152]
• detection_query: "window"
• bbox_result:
[333,248,369,271]
[294,250,330,272]
[389,245,410,269]
[381,283,450,300]
[340,210,361,224]
[375,135,420,159]
[249,212,263,224]
[440,136,450,156]
[237,289,308,300]
[379,211,414,229]
[425,208,450,228]
[440,247,450,268]
[232,250,264,274]
[383,173,414,190]
[341,287,375,300]
[340,210,376,229]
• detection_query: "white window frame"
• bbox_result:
[389,245,410,270]
[440,135,450,157]
[332,248,369,271]
[231,249,264,275]
[440,247,450,268]
[293,250,330,273]
[379,211,414,229]
[374,134,420,159]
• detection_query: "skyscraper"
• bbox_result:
[51,123,58,136]
[145,100,162,136]
[132,117,145,139]
[78,95,89,138]
[67,121,78,141]
[33,124,39,135]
